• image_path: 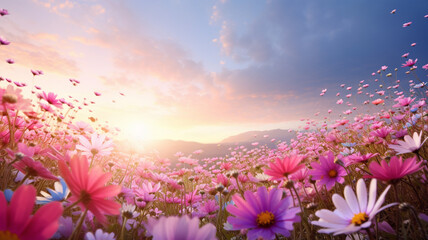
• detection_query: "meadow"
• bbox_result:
[1,6,428,240]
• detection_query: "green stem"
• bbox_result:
[68,208,88,240]
[64,198,82,212]
[119,216,127,240]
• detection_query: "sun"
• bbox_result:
[120,121,153,143]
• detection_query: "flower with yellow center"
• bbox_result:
[351,212,369,226]
[226,186,301,240]
[257,211,275,228]
[311,178,397,236]
[328,169,337,178]
[0,231,20,240]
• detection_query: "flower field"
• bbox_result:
[1,6,428,240]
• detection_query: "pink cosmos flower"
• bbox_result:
[0,185,63,240]
[6,59,14,64]
[145,215,216,240]
[0,36,10,45]
[390,9,396,14]
[370,126,392,139]
[423,64,428,70]
[372,99,384,105]
[346,153,379,166]
[0,85,32,111]
[396,97,415,107]
[76,133,114,157]
[194,199,219,218]
[38,92,63,109]
[215,173,230,187]
[264,155,306,180]
[402,22,412,27]
[94,91,101,96]
[366,156,422,182]
[402,52,409,58]
[13,157,58,181]
[402,59,417,67]
[309,151,346,190]
[0,9,9,16]
[70,121,93,133]
[58,155,121,224]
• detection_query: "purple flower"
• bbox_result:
[309,151,346,190]
[145,215,216,240]
[226,186,300,240]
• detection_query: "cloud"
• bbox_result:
[0,26,79,75]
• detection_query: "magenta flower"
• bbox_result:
[366,156,422,183]
[0,9,9,16]
[402,22,412,27]
[309,151,346,190]
[370,126,392,139]
[264,154,306,180]
[145,215,216,240]
[226,186,300,240]
[346,153,379,165]
[6,59,14,64]
[38,92,63,108]
[13,157,59,181]
[0,185,63,240]
[402,58,417,68]
[0,36,10,45]
[423,64,428,70]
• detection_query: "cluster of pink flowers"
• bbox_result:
[0,5,427,240]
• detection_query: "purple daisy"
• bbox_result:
[226,186,300,240]
[309,151,346,190]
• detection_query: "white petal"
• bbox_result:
[332,194,354,219]
[312,220,348,229]
[332,224,361,235]
[370,202,397,219]
[344,186,360,214]
[414,131,421,147]
[369,185,391,215]
[316,209,348,224]
[356,179,367,213]
[366,179,377,212]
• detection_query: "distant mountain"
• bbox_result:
[115,129,296,160]
[221,129,296,144]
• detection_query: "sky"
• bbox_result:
[0,0,427,144]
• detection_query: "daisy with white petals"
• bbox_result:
[311,179,396,235]
[389,131,427,155]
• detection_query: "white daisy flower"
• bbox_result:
[389,131,427,155]
[311,179,397,235]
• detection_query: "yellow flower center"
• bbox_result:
[0,230,20,240]
[256,211,275,228]
[328,169,337,178]
[351,212,369,226]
